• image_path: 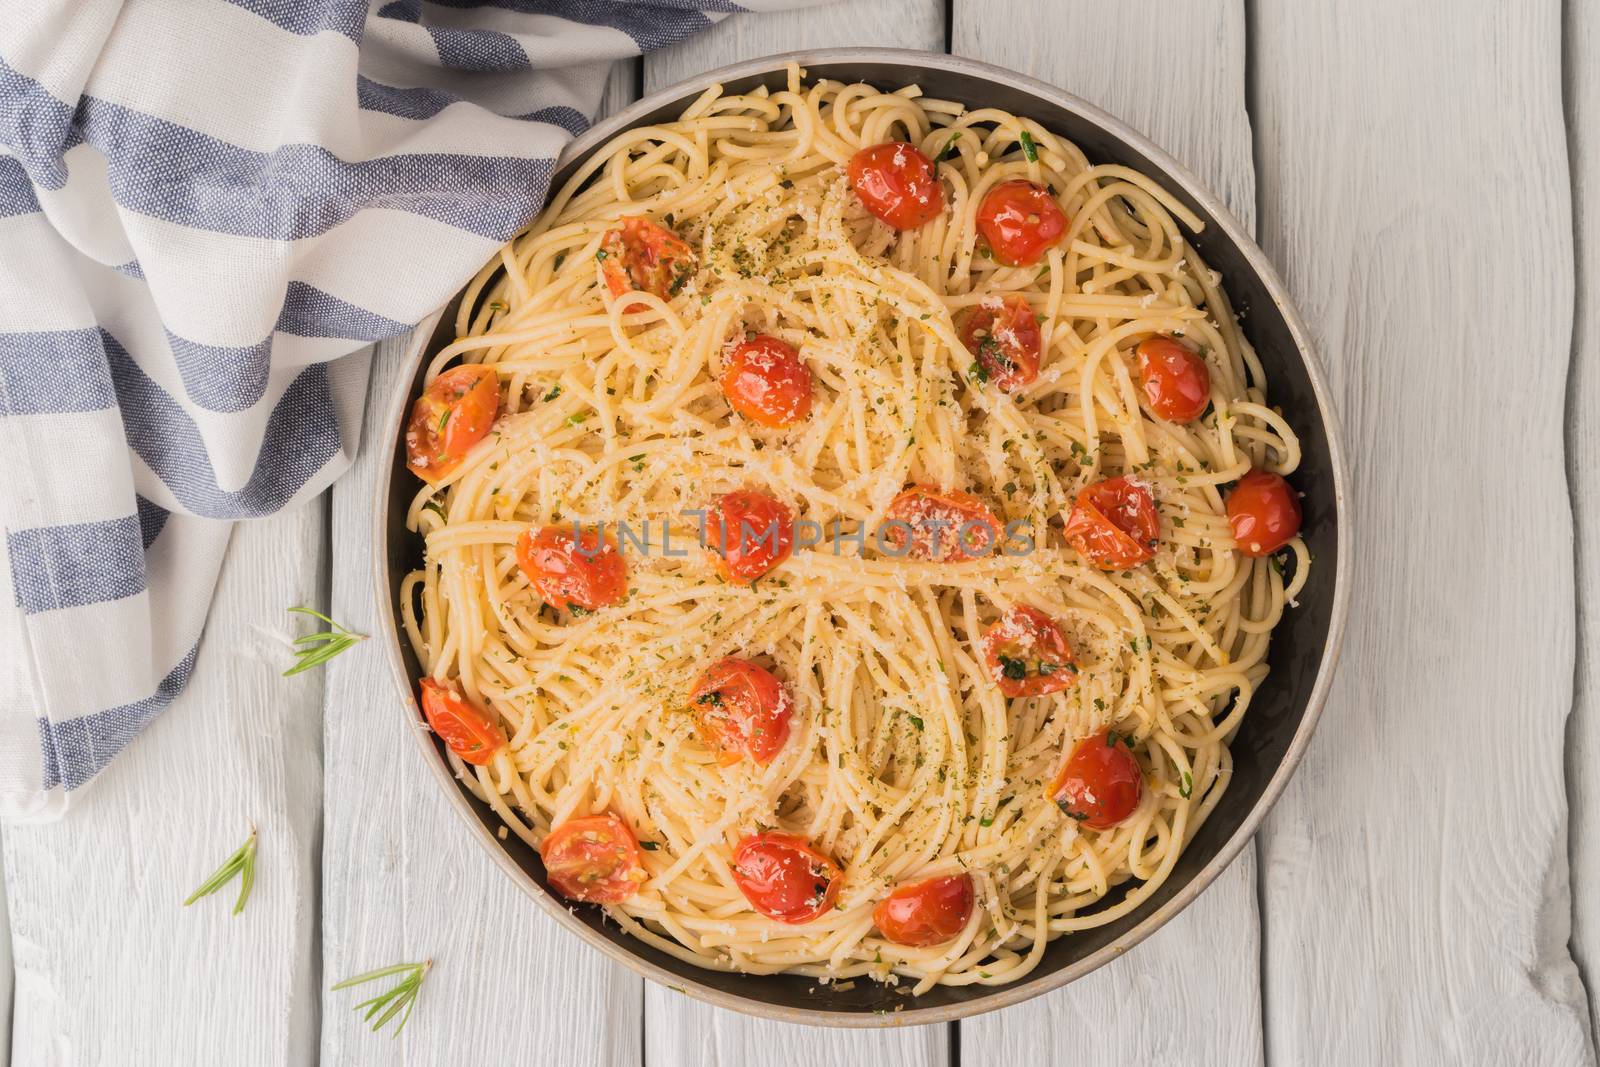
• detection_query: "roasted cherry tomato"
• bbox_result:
[541,813,648,903]
[731,832,842,923]
[847,142,945,230]
[980,605,1077,698]
[418,678,506,765]
[516,525,627,612]
[720,335,814,427]
[1136,336,1211,423]
[873,874,975,947]
[1051,729,1144,830]
[975,179,1069,267]
[599,216,697,305]
[1064,476,1160,569]
[707,490,794,584]
[883,485,1003,562]
[959,295,1042,390]
[1226,469,1302,558]
[405,364,499,483]
[689,658,793,766]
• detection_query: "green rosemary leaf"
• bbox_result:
[183,826,258,916]
[334,961,432,1037]
[284,607,366,677]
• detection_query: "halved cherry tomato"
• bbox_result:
[515,525,627,612]
[707,490,794,584]
[599,216,696,305]
[541,813,648,903]
[1137,336,1211,423]
[1226,469,1302,557]
[731,832,842,923]
[418,678,506,766]
[689,658,793,766]
[1051,729,1144,830]
[883,485,1003,562]
[720,335,813,427]
[405,365,499,483]
[959,295,1042,391]
[975,179,1069,267]
[980,605,1077,698]
[1064,476,1160,569]
[847,142,945,230]
[873,874,975,947]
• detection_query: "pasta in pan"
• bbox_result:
[398,65,1309,994]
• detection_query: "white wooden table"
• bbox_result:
[5,1,1599,1062]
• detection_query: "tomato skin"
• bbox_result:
[599,216,697,305]
[720,335,814,427]
[959,295,1042,390]
[848,142,945,230]
[1051,730,1144,830]
[1226,470,1303,557]
[873,874,975,947]
[405,365,499,483]
[981,605,1077,698]
[707,490,794,584]
[689,658,793,766]
[975,179,1069,267]
[1137,336,1211,423]
[883,485,1003,562]
[418,678,506,765]
[541,813,648,904]
[1064,476,1160,569]
[731,832,842,923]
[515,525,627,612]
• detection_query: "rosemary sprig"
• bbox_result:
[183,826,258,915]
[333,961,433,1037]
[283,607,365,677]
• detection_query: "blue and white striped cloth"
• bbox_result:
[0,0,811,820]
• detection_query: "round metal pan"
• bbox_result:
[372,47,1350,1027]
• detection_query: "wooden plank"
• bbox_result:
[319,342,641,1053]
[3,505,324,1066]
[320,63,647,1065]
[953,2,1265,1061]
[642,5,952,1062]
[1252,2,1592,1061]
[1567,0,1600,1041]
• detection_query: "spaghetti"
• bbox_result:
[399,66,1309,993]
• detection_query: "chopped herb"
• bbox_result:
[1180,773,1194,799]
[937,130,963,161]
[595,248,609,261]
[907,714,924,732]
[1019,129,1038,162]
[566,605,590,618]
[697,691,722,706]
[567,412,588,426]
[640,840,661,851]
[553,252,566,270]
[422,500,447,521]
[969,361,990,384]
[998,655,1027,681]
[1094,697,1107,711]
[543,384,562,402]
[437,409,451,434]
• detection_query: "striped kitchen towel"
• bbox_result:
[0,0,814,820]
